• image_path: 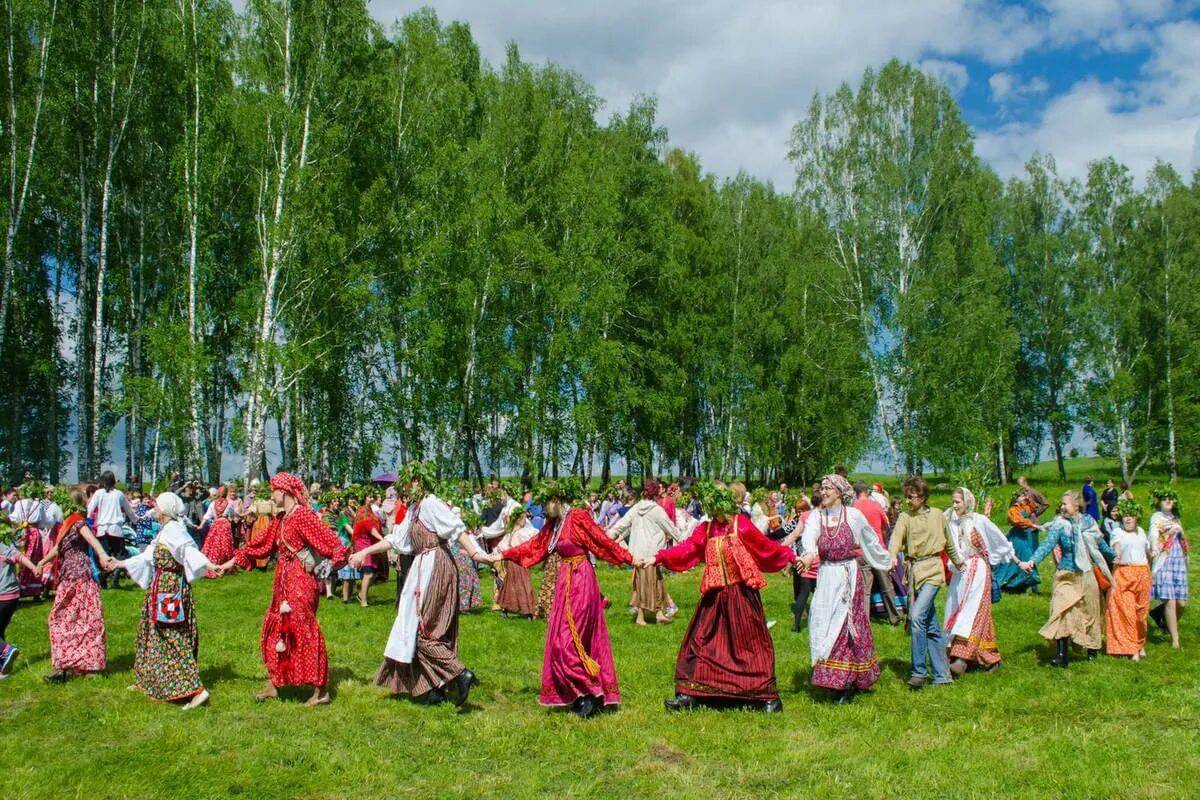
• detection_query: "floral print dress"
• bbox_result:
[134,544,203,701]
[47,518,106,673]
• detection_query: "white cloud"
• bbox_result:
[989,71,1051,103]
[979,19,1200,180]
[919,59,969,96]
[989,72,1016,102]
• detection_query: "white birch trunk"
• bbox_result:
[0,0,55,359]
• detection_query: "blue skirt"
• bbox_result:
[995,527,1040,593]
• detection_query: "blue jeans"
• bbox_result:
[909,583,951,683]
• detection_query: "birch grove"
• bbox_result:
[0,4,1197,488]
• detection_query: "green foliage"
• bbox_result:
[1115,498,1144,520]
[694,479,738,517]
[1,0,1198,495]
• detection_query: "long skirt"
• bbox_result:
[497,561,536,617]
[19,530,45,597]
[134,576,203,701]
[375,549,463,697]
[995,528,1040,593]
[48,578,106,672]
[1039,570,1097,647]
[811,572,879,690]
[539,555,620,707]
[246,516,272,569]
[675,583,777,701]
[1080,569,1105,649]
[534,552,562,620]
[450,540,481,613]
[947,595,1001,668]
[631,564,667,614]
[200,522,234,577]
[1106,564,1150,655]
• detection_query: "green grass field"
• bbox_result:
[1,461,1196,800]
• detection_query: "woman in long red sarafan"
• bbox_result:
[647,480,801,713]
[217,472,348,706]
[498,478,633,719]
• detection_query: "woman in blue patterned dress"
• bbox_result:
[1148,488,1187,649]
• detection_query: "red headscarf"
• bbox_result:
[270,472,309,506]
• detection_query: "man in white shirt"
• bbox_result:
[87,471,137,588]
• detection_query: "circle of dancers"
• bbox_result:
[0,466,1188,716]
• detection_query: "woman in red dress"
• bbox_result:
[200,516,235,577]
[648,481,800,712]
[36,489,111,682]
[217,472,348,706]
[497,479,633,719]
[351,503,384,607]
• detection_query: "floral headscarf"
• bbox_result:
[821,474,854,505]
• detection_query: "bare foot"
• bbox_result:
[655,613,673,624]
[255,683,279,702]
[304,691,331,706]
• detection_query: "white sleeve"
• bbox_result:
[655,507,682,542]
[976,513,1015,565]
[386,510,414,551]
[850,508,891,569]
[800,512,820,557]
[165,525,213,582]
[421,496,467,541]
[87,492,101,517]
[609,510,634,541]
[123,536,159,589]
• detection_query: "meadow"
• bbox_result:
[0,460,1196,800]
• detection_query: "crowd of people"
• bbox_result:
[0,464,1188,718]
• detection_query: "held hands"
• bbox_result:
[634,556,656,569]
[348,552,366,570]
[1018,561,1033,573]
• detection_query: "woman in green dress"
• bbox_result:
[113,491,219,710]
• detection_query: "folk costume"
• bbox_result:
[656,493,797,711]
[232,473,348,690]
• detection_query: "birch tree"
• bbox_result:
[0,0,55,360]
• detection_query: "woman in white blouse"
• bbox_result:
[1106,500,1158,661]
[112,492,219,709]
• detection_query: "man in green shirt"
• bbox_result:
[888,475,964,688]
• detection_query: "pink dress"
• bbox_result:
[811,517,880,690]
[504,508,633,707]
[47,517,106,673]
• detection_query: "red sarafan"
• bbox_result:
[234,504,347,688]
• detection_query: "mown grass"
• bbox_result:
[1,461,1196,800]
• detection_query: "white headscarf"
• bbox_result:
[156,491,187,521]
[949,486,1014,566]
[123,492,211,587]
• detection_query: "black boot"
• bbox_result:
[1087,649,1099,661]
[1050,638,1069,668]
[832,689,855,704]
[1150,603,1168,633]
[418,687,447,705]
[571,695,598,719]
[449,668,479,707]
[664,694,698,712]
[761,698,783,713]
